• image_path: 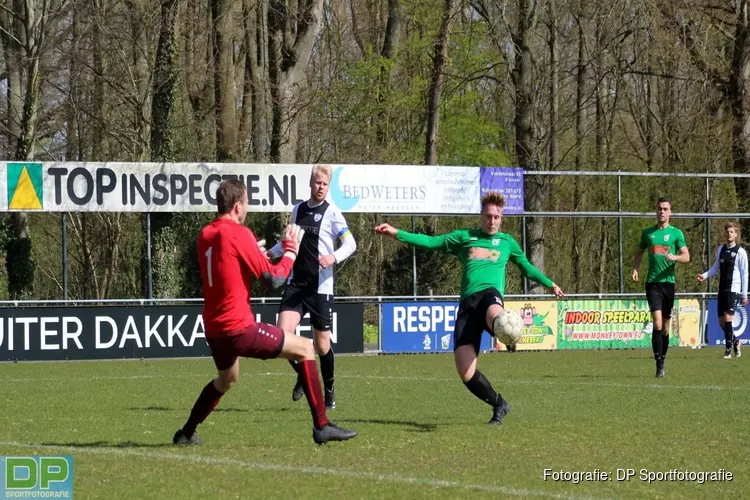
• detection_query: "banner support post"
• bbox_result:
[411,216,417,297]
[146,213,153,300]
[62,213,68,301]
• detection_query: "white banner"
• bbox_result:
[0,162,518,214]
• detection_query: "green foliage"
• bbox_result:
[153,226,179,299]
[363,324,378,344]
[5,234,35,299]
[440,94,511,167]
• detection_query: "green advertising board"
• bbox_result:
[557,299,680,350]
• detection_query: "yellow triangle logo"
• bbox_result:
[9,166,42,209]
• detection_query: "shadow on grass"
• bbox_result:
[40,441,173,449]
[337,418,438,433]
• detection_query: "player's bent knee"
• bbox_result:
[485,304,503,330]
[313,330,331,354]
[454,345,477,382]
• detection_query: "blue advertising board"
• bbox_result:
[480,167,524,214]
[381,302,493,353]
[705,298,749,346]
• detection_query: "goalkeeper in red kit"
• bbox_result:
[172,179,357,445]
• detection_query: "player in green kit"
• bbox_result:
[374,192,565,424]
[632,197,690,378]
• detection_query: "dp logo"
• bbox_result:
[2,456,73,497]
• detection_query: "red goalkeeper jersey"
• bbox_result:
[198,218,293,337]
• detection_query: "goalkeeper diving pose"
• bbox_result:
[374,192,565,424]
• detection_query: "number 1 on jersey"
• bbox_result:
[205,246,213,287]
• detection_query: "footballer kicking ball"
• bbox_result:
[493,310,524,346]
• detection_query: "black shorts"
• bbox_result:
[645,282,675,319]
[454,287,504,354]
[718,292,742,316]
[279,283,333,331]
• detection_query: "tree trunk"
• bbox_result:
[268,0,325,163]
[729,3,750,238]
[66,7,84,162]
[92,0,105,160]
[211,0,237,162]
[572,14,585,293]
[184,0,210,151]
[376,0,401,145]
[595,10,608,293]
[546,0,557,171]
[3,0,63,299]
[424,0,458,165]
[125,0,152,161]
[151,0,181,162]
[512,0,545,292]
[150,0,181,299]
[1,0,23,156]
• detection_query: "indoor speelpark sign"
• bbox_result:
[0,162,524,214]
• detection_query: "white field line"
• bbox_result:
[0,440,605,500]
[1,372,742,391]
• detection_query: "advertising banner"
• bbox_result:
[557,299,681,349]
[494,300,558,351]
[705,299,750,347]
[0,303,364,361]
[380,302,493,353]
[480,167,524,215]
[676,299,702,348]
[0,162,524,214]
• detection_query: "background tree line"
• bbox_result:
[0,0,747,301]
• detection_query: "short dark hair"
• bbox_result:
[216,179,246,215]
[656,197,671,207]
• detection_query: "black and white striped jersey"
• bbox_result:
[701,244,749,296]
[271,200,356,295]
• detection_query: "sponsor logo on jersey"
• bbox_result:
[468,247,500,261]
[650,245,670,255]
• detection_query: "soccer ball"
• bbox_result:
[493,310,524,346]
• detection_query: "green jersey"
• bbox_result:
[638,225,686,283]
[396,228,553,300]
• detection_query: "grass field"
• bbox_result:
[1,348,748,499]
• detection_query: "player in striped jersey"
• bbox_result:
[268,165,357,409]
[698,222,749,359]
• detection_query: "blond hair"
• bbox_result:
[310,164,332,181]
[725,221,741,242]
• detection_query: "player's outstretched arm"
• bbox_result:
[697,245,721,282]
[374,222,461,252]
